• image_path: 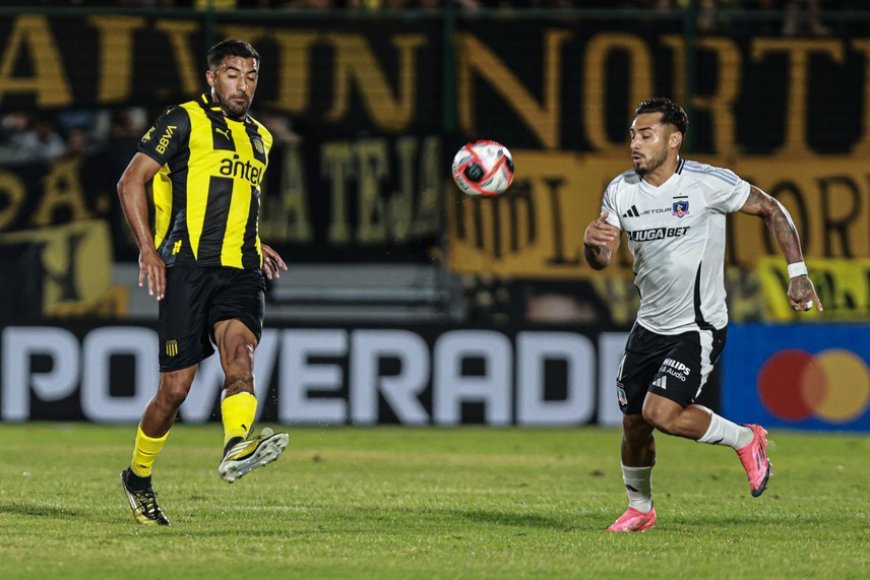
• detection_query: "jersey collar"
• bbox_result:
[200,93,249,124]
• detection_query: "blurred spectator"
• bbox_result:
[0,114,66,164]
[782,0,830,36]
[65,126,92,158]
[752,0,832,36]
[278,0,337,8]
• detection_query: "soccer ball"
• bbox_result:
[452,140,514,197]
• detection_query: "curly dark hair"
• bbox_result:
[635,97,688,136]
[207,39,260,70]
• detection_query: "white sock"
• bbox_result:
[697,413,753,449]
[621,464,653,513]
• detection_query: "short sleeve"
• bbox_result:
[706,168,751,214]
[601,180,622,230]
[137,106,190,166]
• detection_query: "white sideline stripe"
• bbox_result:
[695,329,714,399]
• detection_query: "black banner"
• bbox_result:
[1,12,868,155]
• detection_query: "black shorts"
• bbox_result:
[158,266,266,372]
[616,323,727,415]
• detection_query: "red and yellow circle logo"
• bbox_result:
[758,349,870,423]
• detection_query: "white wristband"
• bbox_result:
[787,261,808,278]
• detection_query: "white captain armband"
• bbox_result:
[787,261,808,278]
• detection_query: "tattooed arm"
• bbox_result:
[584,211,621,270]
[739,185,823,312]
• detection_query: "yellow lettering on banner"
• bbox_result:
[322,142,354,244]
[0,15,71,107]
[731,157,869,266]
[850,40,870,156]
[0,221,113,316]
[584,34,653,154]
[751,39,844,158]
[326,34,426,133]
[662,35,741,158]
[260,145,312,243]
[355,139,389,243]
[0,171,27,231]
[449,152,869,278]
[32,158,93,227]
[757,256,869,321]
[449,150,612,276]
[155,19,201,96]
[88,16,146,103]
[456,30,569,150]
[269,31,318,113]
[217,24,267,45]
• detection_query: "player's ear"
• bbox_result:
[670,130,683,150]
[205,70,215,88]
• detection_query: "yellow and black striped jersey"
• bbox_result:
[138,94,273,269]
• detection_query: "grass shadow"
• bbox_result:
[0,502,81,519]
[438,508,575,530]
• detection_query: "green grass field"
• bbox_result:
[0,424,867,579]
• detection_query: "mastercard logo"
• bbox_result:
[758,349,870,423]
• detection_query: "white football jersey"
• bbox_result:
[601,159,750,334]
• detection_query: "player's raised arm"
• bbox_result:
[117,152,165,300]
[583,210,621,270]
[739,184,823,312]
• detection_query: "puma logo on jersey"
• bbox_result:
[215,127,231,140]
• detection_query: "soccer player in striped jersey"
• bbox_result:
[584,97,823,533]
[117,40,289,526]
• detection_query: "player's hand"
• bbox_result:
[138,249,166,301]
[584,211,619,247]
[262,244,288,280]
[788,275,824,313]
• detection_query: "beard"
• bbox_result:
[633,149,667,176]
[214,91,250,120]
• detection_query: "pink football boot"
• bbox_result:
[736,424,772,497]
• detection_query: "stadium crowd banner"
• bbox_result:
[0,137,444,265]
[0,322,716,426]
[3,13,868,266]
[722,323,870,431]
[0,221,118,318]
[756,256,870,322]
[448,153,870,278]
[257,136,444,263]
[1,14,869,156]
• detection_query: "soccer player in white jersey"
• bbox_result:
[584,97,823,533]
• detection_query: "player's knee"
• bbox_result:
[158,376,192,408]
[641,405,677,434]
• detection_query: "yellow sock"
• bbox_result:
[221,392,258,445]
[130,425,169,478]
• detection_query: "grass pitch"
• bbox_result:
[0,424,867,579]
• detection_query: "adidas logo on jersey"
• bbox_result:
[622,205,640,218]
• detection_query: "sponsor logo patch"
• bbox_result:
[626,226,690,242]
